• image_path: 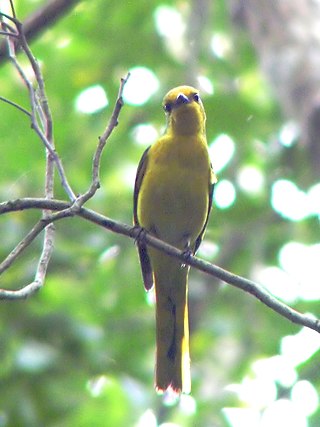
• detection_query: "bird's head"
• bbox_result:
[162,86,206,136]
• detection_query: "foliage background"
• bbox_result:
[0,0,319,426]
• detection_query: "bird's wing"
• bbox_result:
[193,164,216,254]
[133,146,154,290]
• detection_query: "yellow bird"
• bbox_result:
[134,86,217,394]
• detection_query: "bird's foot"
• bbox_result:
[133,225,147,245]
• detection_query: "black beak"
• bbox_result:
[175,93,190,106]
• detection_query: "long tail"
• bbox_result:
[152,251,191,394]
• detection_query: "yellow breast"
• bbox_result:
[137,133,211,248]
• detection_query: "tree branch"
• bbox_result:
[0,0,80,65]
[0,197,319,336]
[0,219,49,275]
[0,12,76,201]
[0,221,55,300]
[0,4,80,300]
[0,95,31,116]
[74,72,130,207]
[0,5,130,295]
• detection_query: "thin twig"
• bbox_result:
[0,31,18,38]
[0,12,17,23]
[1,14,76,201]
[0,220,49,274]
[0,199,75,275]
[0,95,31,117]
[0,225,54,300]
[15,25,74,200]
[0,5,74,299]
[9,0,16,19]
[0,0,80,64]
[75,73,130,207]
[0,197,320,336]
[0,202,84,299]
[0,221,56,300]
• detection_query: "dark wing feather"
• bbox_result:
[133,147,154,291]
[193,164,216,254]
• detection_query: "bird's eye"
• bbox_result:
[164,103,172,113]
[193,93,200,103]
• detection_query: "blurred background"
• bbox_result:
[0,0,319,426]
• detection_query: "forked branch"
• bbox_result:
[0,5,129,299]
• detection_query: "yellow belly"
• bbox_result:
[137,135,210,249]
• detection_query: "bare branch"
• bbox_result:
[0,0,80,65]
[0,95,31,117]
[0,5,77,300]
[0,10,131,210]
[1,14,75,201]
[0,199,76,276]
[0,280,43,300]
[0,219,49,275]
[0,197,319,336]
[10,20,75,201]
[0,30,18,38]
[75,73,131,207]
[0,202,85,300]
[0,222,55,301]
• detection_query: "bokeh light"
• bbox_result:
[123,67,160,105]
[132,123,159,146]
[271,179,308,221]
[252,265,299,304]
[224,326,320,427]
[291,380,319,417]
[237,165,265,195]
[75,85,108,114]
[209,133,235,173]
[223,407,260,427]
[211,32,232,58]
[154,5,185,38]
[260,399,307,427]
[214,179,236,209]
[136,409,157,427]
[197,75,214,95]
[279,241,320,300]
[154,5,185,60]
[307,182,320,215]
[281,327,320,367]
[278,121,299,147]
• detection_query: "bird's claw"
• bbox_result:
[133,225,147,245]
